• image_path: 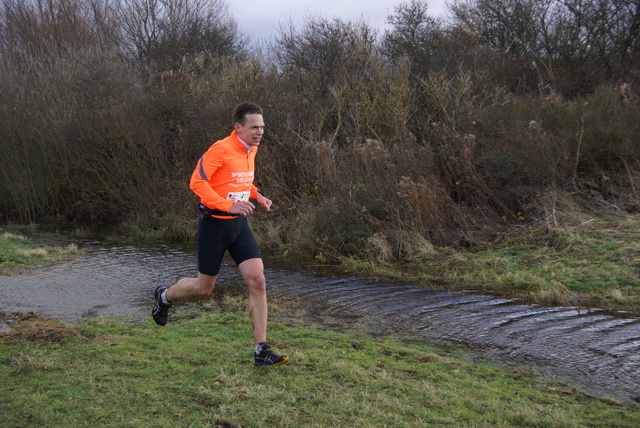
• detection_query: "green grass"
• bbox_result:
[0,231,83,272]
[1,308,639,427]
[341,215,640,311]
[442,216,640,306]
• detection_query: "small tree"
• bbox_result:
[114,0,244,76]
[381,0,441,77]
[275,16,376,101]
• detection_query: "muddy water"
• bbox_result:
[1,237,639,404]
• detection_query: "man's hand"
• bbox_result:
[256,193,273,212]
[229,193,271,216]
[229,201,255,216]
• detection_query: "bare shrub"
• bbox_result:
[295,140,339,199]
[382,0,442,76]
[580,85,640,170]
[351,139,398,185]
[115,0,243,75]
[449,0,640,96]
[256,137,340,208]
[251,218,285,254]
[396,175,456,243]
[0,0,124,222]
[275,16,375,101]
[473,85,640,220]
[274,16,409,146]
[434,132,515,222]
[0,0,113,70]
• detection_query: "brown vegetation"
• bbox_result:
[1,0,639,263]
[0,312,80,342]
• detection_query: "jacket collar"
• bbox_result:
[231,130,255,154]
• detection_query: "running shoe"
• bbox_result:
[152,286,172,326]
[254,343,289,367]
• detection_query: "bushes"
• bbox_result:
[0,1,639,259]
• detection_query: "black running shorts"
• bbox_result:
[196,214,261,276]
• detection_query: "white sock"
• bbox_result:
[255,342,266,354]
[161,289,171,305]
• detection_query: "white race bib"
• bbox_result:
[227,191,250,202]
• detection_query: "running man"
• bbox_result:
[152,102,289,367]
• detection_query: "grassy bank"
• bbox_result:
[1,305,639,427]
[0,231,83,274]
[338,214,640,312]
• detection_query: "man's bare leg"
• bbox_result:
[239,258,289,366]
[152,272,216,326]
[166,272,217,301]
[239,258,267,344]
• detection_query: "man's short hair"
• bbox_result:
[233,102,263,125]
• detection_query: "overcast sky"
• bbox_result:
[227,0,449,42]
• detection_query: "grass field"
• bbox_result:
[1,306,639,427]
[1,226,640,426]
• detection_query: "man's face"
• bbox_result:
[235,113,264,146]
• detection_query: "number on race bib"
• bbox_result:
[227,191,250,202]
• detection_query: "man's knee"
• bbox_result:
[245,271,266,292]
[239,258,266,292]
[195,273,217,296]
[194,287,213,296]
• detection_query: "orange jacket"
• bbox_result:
[190,130,259,214]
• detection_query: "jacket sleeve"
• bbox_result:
[189,144,235,212]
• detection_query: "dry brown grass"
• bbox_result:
[0,313,80,343]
